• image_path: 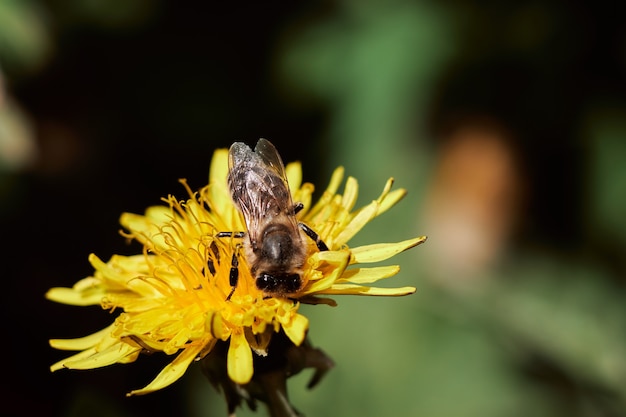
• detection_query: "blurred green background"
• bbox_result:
[2,1,626,416]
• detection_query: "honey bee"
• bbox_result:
[219,139,328,299]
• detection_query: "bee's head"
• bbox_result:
[255,272,301,295]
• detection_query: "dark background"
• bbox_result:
[1,1,625,416]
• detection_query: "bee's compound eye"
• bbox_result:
[284,274,301,293]
[255,273,302,294]
[256,273,277,291]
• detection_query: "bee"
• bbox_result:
[218,139,328,299]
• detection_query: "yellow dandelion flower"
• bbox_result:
[47,141,426,399]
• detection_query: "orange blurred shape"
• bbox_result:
[423,118,523,289]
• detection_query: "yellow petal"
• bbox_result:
[209,148,229,184]
[325,166,345,195]
[350,236,427,264]
[315,249,352,264]
[72,276,101,291]
[127,342,205,396]
[282,313,308,346]
[58,341,140,370]
[377,188,406,216]
[51,348,97,372]
[87,254,153,293]
[293,183,313,217]
[340,176,359,212]
[285,161,302,192]
[120,308,179,334]
[49,325,124,371]
[120,209,165,233]
[49,325,114,351]
[144,205,174,225]
[303,250,350,294]
[227,331,253,384]
[334,202,378,245]
[307,167,344,219]
[45,286,104,306]
[165,327,193,355]
[208,149,234,216]
[323,284,416,296]
[337,265,400,284]
[119,212,168,251]
[206,311,230,341]
[118,349,142,364]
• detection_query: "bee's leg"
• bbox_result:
[298,223,329,251]
[215,231,245,301]
[292,202,304,215]
[206,261,216,276]
[205,240,220,276]
[226,243,242,301]
[216,231,245,238]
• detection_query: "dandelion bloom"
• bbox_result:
[47,144,426,402]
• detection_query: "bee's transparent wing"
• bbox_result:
[227,140,299,245]
[254,138,288,183]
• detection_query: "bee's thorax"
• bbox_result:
[258,224,301,266]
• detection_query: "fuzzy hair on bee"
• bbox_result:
[222,139,327,299]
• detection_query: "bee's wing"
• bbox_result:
[227,140,298,245]
[254,138,287,182]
